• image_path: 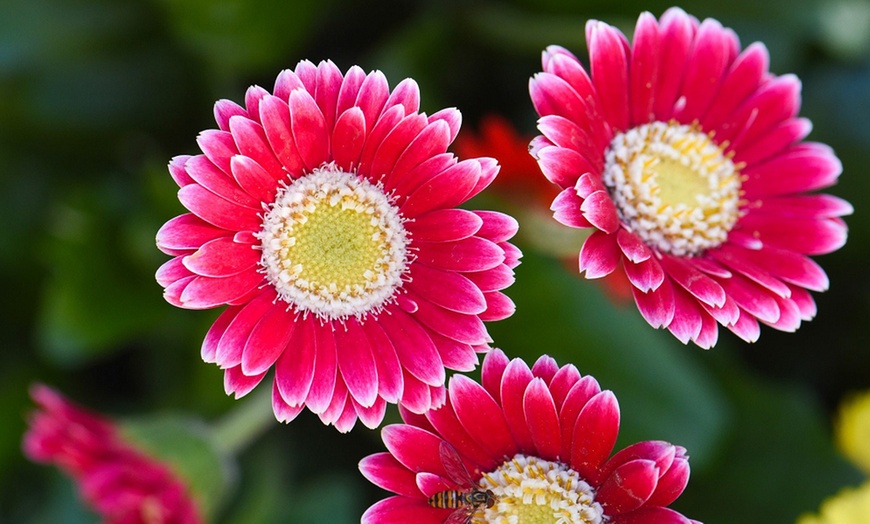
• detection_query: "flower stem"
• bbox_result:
[211,385,275,455]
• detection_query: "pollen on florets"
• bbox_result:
[602,121,742,257]
[257,164,410,321]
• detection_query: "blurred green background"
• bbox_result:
[2,0,869,522]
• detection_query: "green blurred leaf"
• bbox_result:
[121,413,236,521]
[487,251,730,469]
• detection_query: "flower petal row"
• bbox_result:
[23,385,202,524]
[360,349,697,524]
[529,8,851,347]
[156,60,520,432]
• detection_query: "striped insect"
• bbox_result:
[427,441,498,524]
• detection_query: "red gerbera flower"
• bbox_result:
[23,385,202,524]
[529,8,851,347]
[360,349,697,524]
[156,60,520,431]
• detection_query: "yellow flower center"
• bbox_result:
[474,454,604,524]
[258,165,409,320]
[601,121,742,257]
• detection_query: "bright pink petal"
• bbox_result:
[156,257,192,288]
[201,306,239,363]
[737,213,847,255]
[548,364,581,412]
[156,213,228,254]
[653,8,695,120]
[702,42,769,132]
[241,301,295,376]
[449,375,516,463]
[672,18,733,123]
[659,255,726,308]
[406,290,490,346]
[719,74,802,148]
[428,108,462,144]
[571,390,620,485]
[742,143,842,198]
[632,277,676,329]
[377,308,444,387]
[733,117,812,166]
[415,236,505,273]
[629,12,660,125]
[259,94,305,177]
[388,120,452,183]
[184,155,259,209]
[406,209,482,243]
[362,320,404,403]
[361,497,442,524]
[667,286,704,345]
[523,378,561,461]
[354,396,388,430]
[365,114,429,183]
[617,229,652,263]
[581,190,620,234]
[708,245,791,298]
[579,230,620,279]
[535,145,594,189]
[182,237,259,278]
[400,159,480,217]
[465,264,515,293]
[719,274,780,324]
[288,88,329,172]
[587,20,630,131]
[331,107,367,171]
[597,459,659,514]
[230,155,278,203]
[429,331,478,373]
[409,264,486,315]
[384,78,421,117]
[196,129,237,176]
[559,376,602,461]
[306,323,338,414]
[474,211,519,243]
[274,317,316,407]
[358,452,420,499]
[214,99,246,132]
[479,292,515,322]
[355,70,390,133]
[178,270,264,310]
[177,184,261,232]
[481,349,510,404]
[223,365,266,399]
[537,114,604,168]
[335,318,379,408]
[551,188,592,228]
[334,65,366,117]
[213,290,275,368]
[499,358,537,452]
[624,256,665,293]
[228,116,285,181]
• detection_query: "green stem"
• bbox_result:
[211,385,276,455]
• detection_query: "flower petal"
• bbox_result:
[523,378,561,461]
[579,230,620,279]
[571,390,619,485]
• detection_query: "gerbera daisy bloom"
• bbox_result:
[23,384,202,524]
[360,349,697,524]
[156,60,520,431]
[529,8,851,347]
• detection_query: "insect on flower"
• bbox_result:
[428,441,498,524]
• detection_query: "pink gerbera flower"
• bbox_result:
[529,8,851,347]
[360,349,697,524]
[156,60,520,431]
[23,384,202,524]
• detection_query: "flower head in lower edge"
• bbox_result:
[23,385,202,524]
[797,481,870,524]
[156,60,520,432]
[529,8,852,348]
[360,349,698,524]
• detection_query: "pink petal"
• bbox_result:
[213,290,275,368]
[201,306,239,363]
[156,213,229,254]
[400,159,480,218]
[259,94,305,177]
[272,383,305,423]
[474,211,519,243]
[185,155,259,208]
[788,285,818,321]
[763,293,802,332]
[597,459,659,514]
[719,274,780,324]
[659,255,726,308]
[415,236,505,273]
[355,70,390,133]
[313,60,343,131]
[579,230,621,279]
[334,65,366,117]
[499,358,537,452]
[559,376,602,461]
[667,286,703,345]
[588,20,630,131]
[178,270,264,310]
[156,257,192,288]
[384,77,421,117]
[672,18,733,123]
[387,152,456,200]
[632,277,676,329]
[358,452,420,498]
[465,264,515,293]
[223,365,266,399]
[400,370,434,415]
[361,497,442,524]
[331,106,367,171]
[571,390,620,486]
[529,72,594,131]
[409,264,486,315]
[366,114,430,182]
[481,348,510,404]
[727,309,761,343]
[535,145,594,189]
[629,12,660,125]
[733,117,812,166]
[406,209,483,243]
[243,85,269,123]
[428,108,462,144]
[479,292,515,322]
[624,256,666,293]
[524,378,561,461]
[230,155,278,203]
[617,229,652,263]
[334,318,379,408]
[694,311,719,349]
[388,120,452,182]
[377,308,444,387]
[162,275,195,307]
[581,190,620,233]
[306,323,337,414]
[228,116,285,180]
[182,237,259,278]
[449,375,517,463]
[531,354,559,383]
[381,424,445,475]
[537,115,604,169]
[214,99,246,132]
[357,106,411,182]
[405,290,490,346]
[741,143,842,198]
[737,213,848,255]
[718,74,802,148]
[702,42,769,132]
[429,331,478,373]
[242,301,295,376]
[274,317,316,407]
[653,8,695,120]
[197,129,237,176]
[168,155,195,187]
[362,319,404,403]
[550,188,592,229]
[319,378,348,427]
[288,88,329,172]
[273,68,305,101]
[548,363,582,412]
[708,244,791,298]
[353,396,387,430]
[754,194,853,219]
[177,184,261,232]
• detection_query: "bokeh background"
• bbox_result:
[2,0,869,522]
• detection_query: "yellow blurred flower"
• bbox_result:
[836,390,870,476]
[797,481,870,524]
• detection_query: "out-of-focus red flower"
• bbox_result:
[23,384,203,524]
